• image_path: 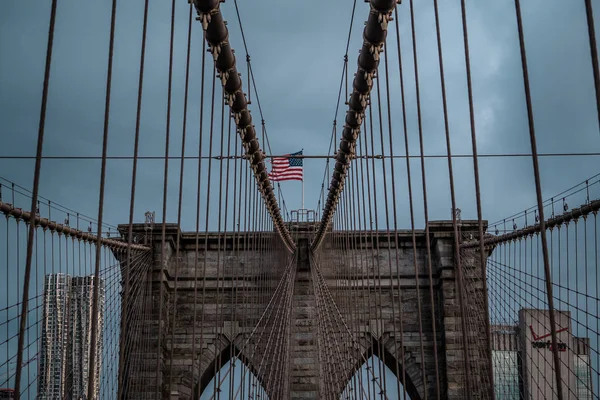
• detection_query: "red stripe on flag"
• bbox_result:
[268,155,303,181]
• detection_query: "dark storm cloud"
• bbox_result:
[0,0,599,231]
[1,1,600,398]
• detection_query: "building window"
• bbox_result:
[493,351,520,400]
[575,355,592,399]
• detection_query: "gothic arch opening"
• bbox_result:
[197,344,268,399]
[341,338,421,400]
[341,355,412,400]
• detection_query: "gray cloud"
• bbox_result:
[0,0,598,231]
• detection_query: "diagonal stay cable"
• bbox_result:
[309,252,389,398]
[211,255,296,398]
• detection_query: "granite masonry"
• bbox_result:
[115,220,493,399]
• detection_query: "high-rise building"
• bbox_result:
[491,309,593,399]
[37,274,104,399]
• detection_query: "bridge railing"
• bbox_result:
[0,184,152,399]
[461,198,600,399]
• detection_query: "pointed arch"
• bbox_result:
[340,335,423,400]
[196,337,268,398]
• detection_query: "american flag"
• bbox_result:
[268,150,303,181]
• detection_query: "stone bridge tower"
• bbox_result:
[116,221,493,399]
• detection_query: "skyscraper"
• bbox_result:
[38,274,104,399]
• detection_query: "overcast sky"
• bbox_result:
[2,1,600,398]
[1,0,600,233]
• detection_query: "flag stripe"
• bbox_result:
[270,167,302,172]
[269,170,303,176]
[269,172,303,176]
[268,151,303,182]
[270,177,302,181]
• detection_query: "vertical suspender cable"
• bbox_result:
[222,104,235,399]
[212,90,226,398]
[118,0,150,395]
[408,0,444,396]
[458,0,497,396]
[357,131,373,399]
[167,4,194,394]
[428,1,458,395]
[381,32,412,398]
[229,125,240,398]
[363,109,378,400]
[191,32,207,394]
[514,0,564,397]
[353,142,369,399]
[156,0,177,396]
[88,0,118,398]
[14,1,57,397]
[194,0,293,253]
[369,90,389,396]
[361,113,379,399]
[311,0,397,250]
[391,10,415,396]
[199,65,217,394]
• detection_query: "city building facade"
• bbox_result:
[492,309,593,399]
[37,274,104,399]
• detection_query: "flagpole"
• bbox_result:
[301,148,304,212]
[302,178,304,211]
